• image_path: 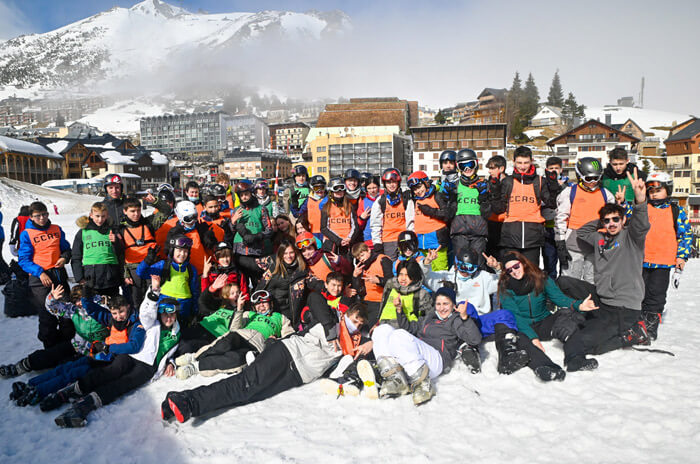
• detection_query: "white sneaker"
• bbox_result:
[328,354,354,379]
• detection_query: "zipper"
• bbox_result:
[528,294,533,320]
[521,221,525,249]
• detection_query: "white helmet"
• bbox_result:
[646,172,673,195]
[175,201,198,226]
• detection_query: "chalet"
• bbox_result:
[530,105,563,127]
[611,119,645,141]
[469,89,507,125]
[664,118,700,200]
[85,148,170,190]
[546,119,640,178]
[43,139,92,179]
[0,135,64,184]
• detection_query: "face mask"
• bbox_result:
[187,196,199,202]
[436,311,449,321]
[344,314,359,334]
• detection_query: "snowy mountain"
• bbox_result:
[0,0,351,89]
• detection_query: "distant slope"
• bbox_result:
[585,106,691,143]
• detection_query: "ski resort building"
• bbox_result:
[530,105,564,127]
[0,135,64,184]
[140,112,228,157]
[225,114,269,152]
[221,149,291,181]
[268,122,310,163]
[664,118,700,202]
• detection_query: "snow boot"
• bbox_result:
[176,361,199,380]
[9,381,29,401]
[54,392,101,428]
[566,356,599,373]
[621,320,650,347]
[0,358,31,378]
[15,385,40,407]
[495,331,530,375]
[356,359,379,400]
[407,364,435,406]
[457,343,481,374]
[166,391,194,423]
[56,381,83,404]
[175,353,196,367]
[161,398,175,421]
[377,357,410,398]
[641,312,661,341]
[319,376,361,397]
[534,365,566,382]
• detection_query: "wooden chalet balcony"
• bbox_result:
[567,136,620,143]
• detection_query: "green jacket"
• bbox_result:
[499,277,581,340]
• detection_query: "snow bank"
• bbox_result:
[0,177,698,463]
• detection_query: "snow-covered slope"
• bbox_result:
[585,106,692,143]
[0,0,351,89]
[75,99,168,135]
[1,178,698,463]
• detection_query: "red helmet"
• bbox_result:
[381,168,401,185]
[104,173,122,186]
[407,171,429,189]
[295,232,316,250]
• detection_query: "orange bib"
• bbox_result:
[364,254,388,302]
[155,216,178,257]
[123,224,157,264]
[505,179,544,223]
[309,255,334,282]
[327,203,353,239]
[105,326,129,345]
[382,201,406,242]
[568,188,606,230]
[414,196,446,234]
[25,225,62,270]
[644,206,677,266]
[338,318,362,356]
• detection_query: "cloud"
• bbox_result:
[0,1,36,40]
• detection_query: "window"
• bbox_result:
[317,156,327,162]
[419,153,424,160]
[318,167,327,173]
[433,164,439,171]
[683,171,691,177]
[433,153,439,159]
[419,164,427,171]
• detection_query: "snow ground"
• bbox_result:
[1,178,699,463]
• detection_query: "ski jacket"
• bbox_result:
[136,259,200,317]
[555,185,614,252]
[499,277,582,340]
[280,323,343,384]
[643,201,691,268]
[396,304,482,367]
[18,219,71,277]
[379,277,434,326]
[255,261,307,326]
[45,293,109,355]
[601,163,647,204]
[166,222,216,275]
[102,194,125,227]
[358,194,378,242]
[352,252,394,303]
[201,267,249,297]
[136,290,181,380]
[289,184,310,218]
[229,200,274,257]
[423,266,500,315]
[82,297,146,356]
[578,201,650,310]
[321,200,360,247]
[71,217,123,290]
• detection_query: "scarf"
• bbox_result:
[506,276,535,296]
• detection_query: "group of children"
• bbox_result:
[0,145,691,427]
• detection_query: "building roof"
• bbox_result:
[478,88,507,99]
[534,105,563,118]
[0,135,63,159]
[546,119,641,146]
[665,118,700,142]
[45,140,78,154]
[410,123,507,133]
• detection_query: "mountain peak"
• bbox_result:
[129,0,189,18]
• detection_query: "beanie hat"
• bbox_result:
[500,251,520,268]
[435,287,457,305]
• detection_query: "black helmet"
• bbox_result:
[157,188,176,206]
[214,241,232,255]
[210,183,227,198]
[439,150,457,166]
[328,177,345,193]
[234,180,252,194]
[455,248,480,274]
[575,157,603,183]
[456,149,478,172]
[292,165,308,178]
[344,169,361,181]
[253,178,268,192]
[359,172,373,184]
[397,230,418,255]
[309,175,327,190]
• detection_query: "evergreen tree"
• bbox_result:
[561,92,586,127]
[547,70,564,107]
[435,109,446,125]
[506,72,523,138]
[522,73,540,122]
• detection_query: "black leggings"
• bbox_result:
[78,354,155,405]
[177,325,217,356]
[186,341,303,418]
[27,341,78,371]
[197,331,257,372]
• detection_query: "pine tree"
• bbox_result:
[562,92,581,127]
[522,73,540,123]
[506,72,523,138]
[435,109,446,125]
[547,70,564,108]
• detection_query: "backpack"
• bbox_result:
[569,184,609,205]
[377,190,411,214]
[2,261,34,317]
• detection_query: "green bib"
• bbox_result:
[380,289,419,321]
[199,307,236,338]
[295,186,310,208]
[81,229,118,265]
[602,177,634,203]
[456,182,482,216]
[71,313,109,342]
[160,266,192,299]
[233,205,264,244]
[244,311,283,339]
[156,327,180,366]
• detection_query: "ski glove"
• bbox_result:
[551,308,585,342]
[145,245,161,266]
[555,240,571,270]
[90,341,110,355]
[672,269,682,289]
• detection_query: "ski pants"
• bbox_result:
[371,324,444,379]
[470,308,518,337]
[383,241,399,261]
[125,263,148,309]
[530,312,587,364]
[78,354,155,405]
[29,356,96,398]
[177,325,217,356]
[235,254,264,286]
[27,340,77,372]
[0,237,8,273]
[542,227,558,280]
[185,341,303,418]
[486,220,503,260]
[451,235,487,267]
[196,331,258,374]
[642,267,671,315]
[365,301,382,328]
[560,249,595,284]
[29,269,75,349]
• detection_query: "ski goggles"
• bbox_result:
[407,177,428,189]
[603,216,621,225]
[330,184,346,193]
[455,260,478,274]
[172,236,193,249]
[158,301,178,314]
[181,214,197,224]
[646,181,664,192]
[158,183,174,192]
[251,290,271,304]
[581,175,601,183]
[457,160,477,171]
[296,238,315,250]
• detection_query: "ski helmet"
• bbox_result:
[456,149,478,172]
[646,171,673,195]
[210,183,227,199]
[381,168,401,185]
[175,201,198,227]
[251,289,272,305]
[439,150,457,167]
[157,183,175,193]
[214,241,232,254]
[397,230,418,255]
[295,231,316,250]
[575,157,603,183]
[309,175,327,193]
[104,173,122,192]
[407,171,430,190]
[344,169,361,182]
[359,172,373,185]
[169,234,193,251]
[292,165,308,178]
[328,177,346,193]
[158,298,180,315]
[234,180,252,195]
[455,249,480,275]
[157,187,176,206]
[253,178,269,195]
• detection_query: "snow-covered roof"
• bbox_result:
[85,142,118,149]
[99,150,137,165]
[42,178,103,187]
[46,140,72,153]
[150,151,169,165]
[0,135,63,159]
[97,172,141,179]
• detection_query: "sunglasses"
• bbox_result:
[458,160,477,171]
[505,262,522,275]
[158,303,177,314]
[251,290,271,304]
[603,216,622,225]
[296,238,314,250]
[582,175,601,183]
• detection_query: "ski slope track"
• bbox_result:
[0,179,699,463]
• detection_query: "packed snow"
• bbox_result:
[0,177,699,463]
[76,100,167,135]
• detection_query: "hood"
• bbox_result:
[386,276,423,295]
[512,165,538,184]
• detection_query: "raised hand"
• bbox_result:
[210,273,228,292]
[456,301,469,319]
[482,252,500,270]
[203,255,213,277]
[50,284,64,300]
[579,294,599,312]
[151,274,161,293]
[615,185,627,204]
[627,168,646,204]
